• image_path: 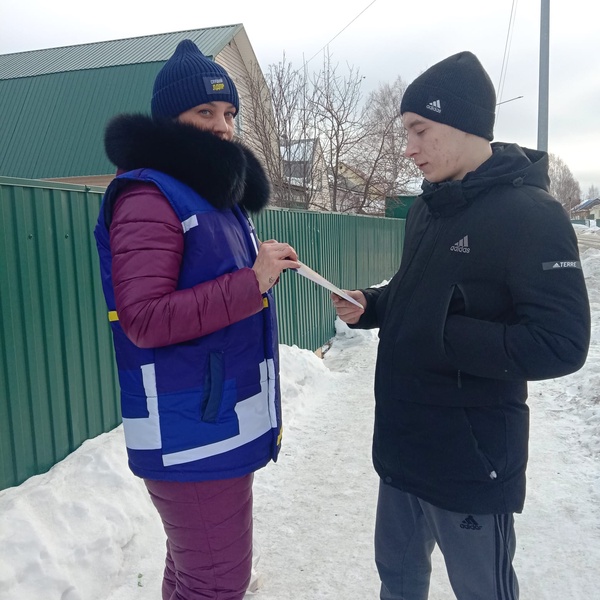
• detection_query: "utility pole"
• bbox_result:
[537,0,550,151]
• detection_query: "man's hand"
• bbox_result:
[331,290,366,324]
[252,239,300,293]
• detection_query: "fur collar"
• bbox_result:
[104,114,270,212]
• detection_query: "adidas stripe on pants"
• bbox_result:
[375,480,519,600]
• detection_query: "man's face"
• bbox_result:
[402,112,471,183]
[177,101,236,141]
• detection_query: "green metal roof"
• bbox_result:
[0,24,243,80]
[0,25,244,179]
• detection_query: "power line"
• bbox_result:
[304,0,378,66]
[497,0,519,116]
[496,95,523,106]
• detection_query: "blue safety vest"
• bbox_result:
[94,168,281,481]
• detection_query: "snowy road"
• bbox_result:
[577,233,600,249]
[1,246,599,599]
[252,321,600,600]
[253,336,381,598]
[252,330,455,599]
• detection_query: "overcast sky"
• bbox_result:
[1,0,598,194]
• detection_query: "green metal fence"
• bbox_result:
[0,177,120,492]
[0,176,405,490]
[571,219,600,228]
[255,208,404,351]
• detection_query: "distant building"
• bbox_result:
[571,197,600,220]
[399,177,424,196]
[0,25,277,187]
[331,161,390,214]
[278,138,331,210]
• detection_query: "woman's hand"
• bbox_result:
[252,240,300,293]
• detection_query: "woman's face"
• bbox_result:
[177,101,236,141]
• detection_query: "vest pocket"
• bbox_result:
[201,352,224,423]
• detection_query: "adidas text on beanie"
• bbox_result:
[400,51,496,141]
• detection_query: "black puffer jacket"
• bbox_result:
[356,143,590,514]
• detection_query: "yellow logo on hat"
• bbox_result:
[210,77,225,92]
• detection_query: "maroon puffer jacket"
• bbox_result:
[109,182,264,349]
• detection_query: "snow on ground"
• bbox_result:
[1,239,599,600]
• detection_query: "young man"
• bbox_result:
[332,51,590,599]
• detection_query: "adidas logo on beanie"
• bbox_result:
[400,51,496,141]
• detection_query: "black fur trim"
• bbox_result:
[104,114,270,211]
[237,142,271,213]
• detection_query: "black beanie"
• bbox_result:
[400,51,496,141]
[151,39,239,119]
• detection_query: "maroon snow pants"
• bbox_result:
[144,474,254,600]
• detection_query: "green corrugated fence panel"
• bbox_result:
[253,208,405,349]
[1,178,405,490]
[0,178,120,491]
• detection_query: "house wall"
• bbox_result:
[0,26,275,183]
[215,40,249,137]
[310,144,332,211]
[216,31,279,168]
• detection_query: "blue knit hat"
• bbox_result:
[151,39,239,119]
[400,51,496,141]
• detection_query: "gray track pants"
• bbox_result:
[375,481,519,600]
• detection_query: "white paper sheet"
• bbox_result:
[293,261,364,309]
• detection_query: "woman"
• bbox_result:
[94,39,299,599]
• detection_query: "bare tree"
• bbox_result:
[548,153,581,212]
[310,49,367,212]
[242,53,420,214]
[345,77,421,214]
[241,56,303,208]
[242,56,330,210]
[239,60,281,185]
[586,184,599,200]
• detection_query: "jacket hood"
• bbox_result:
[104,113,270,213]
[420,142,550,216]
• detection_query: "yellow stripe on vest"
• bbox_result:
[108,311,119,322]
[277,426,283,446]
[263,297,269,308]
